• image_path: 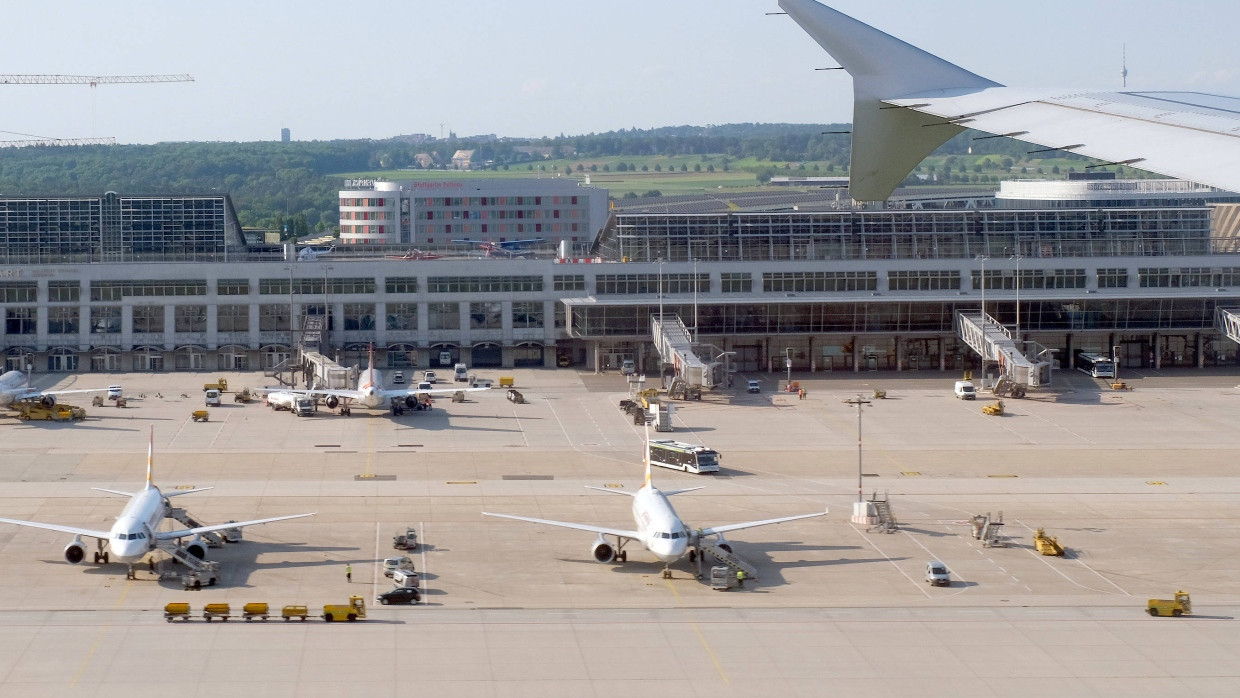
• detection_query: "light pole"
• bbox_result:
[656,258,665,324]
[284,264,297,352]
[976,254,989,329]
[844,394,872,520]
[785,347,792,391]
[1010,249,1023,338]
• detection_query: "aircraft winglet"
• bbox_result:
[777,0,1000,201]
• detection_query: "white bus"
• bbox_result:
[648,439,721,474]
[1076,352,1115,378]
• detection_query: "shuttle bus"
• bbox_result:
[1076,352,1115,378]
[648,439,721,474]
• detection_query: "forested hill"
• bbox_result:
[0,124,1058,234]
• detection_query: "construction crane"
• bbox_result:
[0,74,193,86]
[0,74,193,147]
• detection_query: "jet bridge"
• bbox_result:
[1217,307,1240,345]
[651,314,722,389]
[954,311,1052,396]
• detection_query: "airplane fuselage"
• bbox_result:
[107,486,166,562]
[355,368,386,408]
[632,486,689,563]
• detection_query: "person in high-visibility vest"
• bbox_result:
[736,569,745,588]
[346,564,352,583]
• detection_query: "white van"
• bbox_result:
[392,568,420,587]
[453,363,469,382]
[925,561,951,586]
[204,389,221,407]
[953,381,976,400]
[620,359,636,375]
[438,350,453,366]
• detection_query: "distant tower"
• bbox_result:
[1121,44,1128,88]
[281,127,291,142]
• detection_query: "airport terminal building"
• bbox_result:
[1,179,1239,376]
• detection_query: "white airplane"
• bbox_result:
[778,0,1240,201]
[0,369,115,408]
[484,432,827,576]
[270,344,488,413]
[0,429,314,569]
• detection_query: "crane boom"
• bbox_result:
[0,74,193,85]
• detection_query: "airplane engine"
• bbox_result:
[591,538,616,564]
[325,396,339,409]
[63,540,87,564]
[183,536,207,560]
[40,394,56,408]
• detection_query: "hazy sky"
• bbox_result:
[3,1,1239,144]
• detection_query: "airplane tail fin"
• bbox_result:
[777,0,1000,201]
[146,426,154,488]
[643,423,652,489]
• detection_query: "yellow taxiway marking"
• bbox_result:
[1147,481,1167,486]
[72,572,136,685]
[662,576,730,684]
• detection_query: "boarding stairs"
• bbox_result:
[1217,307,1240,345]
[167,545,219,574]
[866,492,898,534]
[701,542,758,580]
[971,511,1007,548]
[954,311,1052,395]
[651,314,721,389]
[168,507,224,547]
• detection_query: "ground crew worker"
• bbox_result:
[346,564,352,583]
[799,388,805,400]
[148,557,156,574]
[736,569,745,588]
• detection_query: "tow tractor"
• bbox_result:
[323,595,367,622]
[1147,591,1192,617]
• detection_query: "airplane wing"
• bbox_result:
[155,512,314,541]
[90,488,134,497]
[164,487,214,498]
[482,512,642,541]
[0,517,110,539]
[12,386,113,402]
[377,386,489,400]
[699,509,828,537]
[777,0,1240,199]
[263,387,361,400]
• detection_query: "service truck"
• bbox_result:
[266,391,316,416]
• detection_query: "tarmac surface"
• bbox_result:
[2,366,1240,696]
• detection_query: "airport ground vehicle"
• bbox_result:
[747,379,761,393]
[392,370,405,384]
[393,527,418,551]
[423,370,438,384]
[383,556,414,577]
[243,602,270,621]
[107,385,123,400]
[620,359,636,375]
[203,378,228,392]
[438,350,452,366]
[323,596,366,622]
[954,381,976,399]
[711,566,738,590]
[203,603,231,621]
[454,363,469,381]
[281,605,309,621]
[266,391,315,416]
[925,561,951,586]
[1033,528,1065,556]
[1076,352,1116,378]
[982,401,1004,416]
[392,569,419,587]
[1147,590,1192,617]
[164,602,191,622]
[191,410,210,422]
[204,389,221,406]
[16,403,86,421]
[379,587,421,605]
[648,439,720,474]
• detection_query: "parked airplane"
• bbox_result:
[484,431,827,576]
[269,344,488,413]
[0,429,314,571]
[0,370,115,408]
[452,238,543,258]
[778,0,1240,200]
[297,245,335,262]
